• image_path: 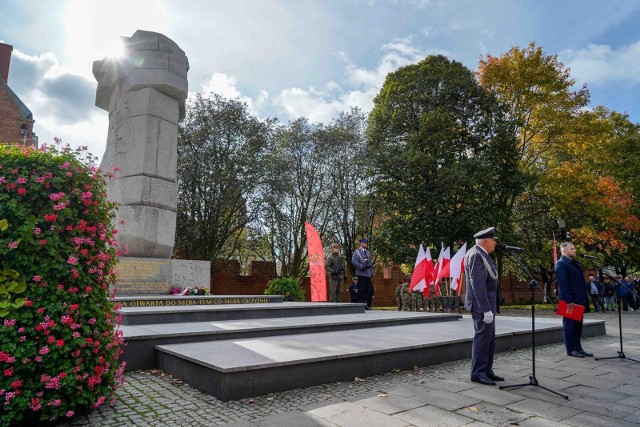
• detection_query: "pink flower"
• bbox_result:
[17,187,26,195]
[29,398,41,411]
[53,202,67,211]
[67,256,78,265]
[65,411,74,417]
[39,346,49,355]
[33,275,42,282]
[66,171,73,177]
[7,241,18,249]
[59,162,70,170]
[16,177,27,184]
[34,227,41,235]
[34,356,42,363]
[48,399,61,406]
[39,239,47,245]
[44,213,57,222]
[3,319,16,327]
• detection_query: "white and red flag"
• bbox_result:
[410,245,434,295]
[409,245,427,293]
[448,243,467,291]
[433,245,451,296]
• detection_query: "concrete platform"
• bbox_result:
[119,301,366,325]
[122,311,461,370]
[155,316,606,402]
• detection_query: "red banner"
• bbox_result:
[305,222,327,302]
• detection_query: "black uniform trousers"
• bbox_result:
[562,317,583,353]
[471,312,495,379]
[355,276,369,305]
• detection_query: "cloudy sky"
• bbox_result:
[2,0,640,160]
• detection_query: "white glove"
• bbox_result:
[483,311,494,324]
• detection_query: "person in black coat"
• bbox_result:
[464,226,503,386]
[555,242,592,358]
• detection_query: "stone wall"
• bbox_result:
[209,260,546,306]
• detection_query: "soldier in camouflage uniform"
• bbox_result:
[395,281,407,311]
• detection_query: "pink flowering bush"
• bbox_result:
[0,142,125,426]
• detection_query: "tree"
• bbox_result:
[367,55,524,264]
[175,94,274,271]
[260,118,334,278]
[479,44,640,275]
[321,108,376,273]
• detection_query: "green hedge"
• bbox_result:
[264,277,305,302]
[0,143,125,426]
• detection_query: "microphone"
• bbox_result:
[580,254,598,259]
[498,243,524,253]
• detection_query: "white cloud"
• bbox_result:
[198,73,269,116]
[273,37,449,123]
[8,48,106,159]
[561,41,640,86]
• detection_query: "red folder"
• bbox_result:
[556,300,585,321]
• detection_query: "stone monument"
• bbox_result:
[93,30,209,294]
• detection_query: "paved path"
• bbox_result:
[62,309,640,426]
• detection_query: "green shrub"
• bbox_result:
[264,277,305,301]
[0,142,125,426]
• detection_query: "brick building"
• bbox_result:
[0,42,37,147]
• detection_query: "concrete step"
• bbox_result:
[155,316,606,402]
[111,294,284,308]
[118,302,367,326]
[122,311,461,370]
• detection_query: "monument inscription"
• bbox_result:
[114,258,171,294]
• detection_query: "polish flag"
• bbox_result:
[433,246,451,296]
[423,246,434,295]
[449,243,467,291]
[409,245,427,293]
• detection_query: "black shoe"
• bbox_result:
[471,376,496,386]
[487,373,505,381]
[579,350,593,357]
[568,350,585,358]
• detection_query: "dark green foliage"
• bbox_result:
[367,55,524,263]
[264,277,305,301]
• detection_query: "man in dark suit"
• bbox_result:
[555,242,592,358]
[464,227,503,386]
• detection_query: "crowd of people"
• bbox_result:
[585,274,640,313]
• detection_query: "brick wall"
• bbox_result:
[209,259,406,304]
[209,259,549,306]
[0,42,36,146]
[0,85,34,144]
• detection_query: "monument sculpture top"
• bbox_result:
[93,30,189,120]
[93,30,189,258]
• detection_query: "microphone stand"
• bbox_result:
[498,251,568,399]
[586,261,640,364]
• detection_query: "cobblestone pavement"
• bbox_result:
[58,309,640,426]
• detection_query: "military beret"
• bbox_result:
[359,237,369,243]
[473,227,496,239]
